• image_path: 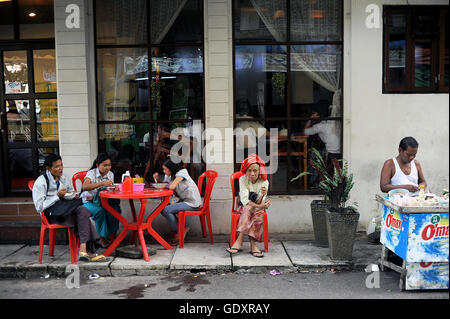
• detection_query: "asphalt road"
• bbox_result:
[0,269,448,300]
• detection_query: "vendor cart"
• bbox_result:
[376,195,449,291]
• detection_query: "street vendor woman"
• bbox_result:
[380,136,427,193]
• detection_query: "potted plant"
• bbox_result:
[291,148,332,247]
[292,148,359,261]
[321,157,359,261]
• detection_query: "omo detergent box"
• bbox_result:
[406,261,449,290]
[380,202,449,290]
[381,207,448,262]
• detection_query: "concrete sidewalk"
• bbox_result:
[0,233,382,278]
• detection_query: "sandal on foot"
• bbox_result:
[78,251,90,262]
[89,254,110,262]
[250,250,264,258]
[226,247,243,254]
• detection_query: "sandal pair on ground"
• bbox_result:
[226,246,264,258]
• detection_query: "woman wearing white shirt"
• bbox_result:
[82,153,120,248]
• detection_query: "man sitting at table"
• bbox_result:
[380,136,427,193]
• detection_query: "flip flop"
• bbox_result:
[78,251,90,262]
[226,247,243,254]
[89,254,110,263]
[170,226,191,246]
[250,250,264,258]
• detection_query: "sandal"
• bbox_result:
[226,247,242,254]
[250,250,264,258]
[89,254,110,263]
[169,226,190,246]
[78,251,90,262]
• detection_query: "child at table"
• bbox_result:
[81,153,121,248]
[153,158,202,246]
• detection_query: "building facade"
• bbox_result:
[0,0,448,239]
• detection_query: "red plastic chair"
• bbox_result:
[177,170,218,248]
[230,171,269,252]
[72,170,88,193]
[28,180,78,264]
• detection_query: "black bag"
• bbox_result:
[45,197,83,218]
[42,174,82,219]
[239,191,258,206]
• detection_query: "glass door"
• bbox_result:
[0,44,58,196]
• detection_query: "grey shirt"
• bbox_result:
[32,170,74,213]
[164,168,203,208]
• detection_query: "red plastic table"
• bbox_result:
[99,188,173,262]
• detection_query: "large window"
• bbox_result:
[233,0,343,194]
[0,0,56,196]
[95,0,205,183]
[383,6,449,93]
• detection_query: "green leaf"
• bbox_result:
[290,171,311,182]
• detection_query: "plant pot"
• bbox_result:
[310,200,330,247]
[326,207,360,261]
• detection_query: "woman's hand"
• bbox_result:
[260,199,270,209]
[102,180,113,187]
[57,188,67,198]
[153,172,159,182]
[260,186,267,197]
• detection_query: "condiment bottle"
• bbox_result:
[418,184,425,201]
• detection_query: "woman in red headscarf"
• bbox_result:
[226,154,271,258]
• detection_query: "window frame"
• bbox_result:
[93,0,206,178]
[383,5,449,94]
[0,42,58,196]
[232,0,344,195]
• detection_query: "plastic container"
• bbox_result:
[133,183,145,192]
[388,188,409,201]
[122,176,133,193]
[121,171,131,183]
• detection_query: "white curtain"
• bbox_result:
[104,0,188,111]
[249,0,286,42]
[151,0,188,44]
[291,49,342,117]
[251,0,342,117]
[98,0,148,44]
[290,0,342,42]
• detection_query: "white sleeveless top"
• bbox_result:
[390,157,418,187]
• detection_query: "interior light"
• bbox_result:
[28,12,36,17]
[311,10,324,18]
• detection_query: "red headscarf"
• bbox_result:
[240,153,267,181]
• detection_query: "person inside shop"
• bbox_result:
[6,100,20,119]
[303,100,341,159]
[153,157,203,246]
[226,153,271,258]
[303,100,341,176]
[144,124,174,183]
[81,153,121,249]
[32,154,108,262]
[380,136,427,193]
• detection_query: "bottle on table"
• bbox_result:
[418,184,426,201]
